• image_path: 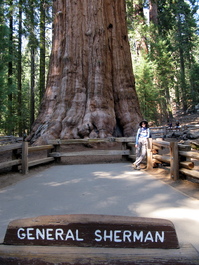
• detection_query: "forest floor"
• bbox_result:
[0,113,199,200]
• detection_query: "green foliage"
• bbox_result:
[127,0,199,124]
[134,57,160,122]
[0,0,52,135]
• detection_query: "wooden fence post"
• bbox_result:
[21,141,28,174]
[147,138,153,170]
[170,142,179,181]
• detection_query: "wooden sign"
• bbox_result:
[3,214,179,249]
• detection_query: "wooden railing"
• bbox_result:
[0,137,135,175]
[0,142,54,174]
[0,137,198,182]
[0,136,23,145]
[21,143,55,174]
[47,137,135,160]
[0,143,22,171]
[147,139,199,181]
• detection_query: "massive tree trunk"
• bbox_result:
[28,0,142,145]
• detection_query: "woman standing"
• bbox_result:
[133,120,150,170]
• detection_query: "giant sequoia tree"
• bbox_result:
[28,0,142,145]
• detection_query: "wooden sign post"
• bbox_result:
[0,214,199,264]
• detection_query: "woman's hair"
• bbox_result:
[139,120,149,128]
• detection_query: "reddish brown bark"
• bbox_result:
[28,0,142,145]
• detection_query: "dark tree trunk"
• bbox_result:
[18,0,22,136]
[7,0,13,135]
[28,0,142,145]
[29,0,36,129]
[39,0,46,104]
[30,47,35,128]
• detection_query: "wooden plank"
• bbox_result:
[179,151,199,160]
[153,140,170,148]
[28,157,55,167]
[180,161,194,170]
[28,145,54,152]
[128,154,136,159]
[48,137,136,145]
[153,154,170,164]
[115,137,135,142]
[49,150,130,157]
[0,159,21,169]
[0,244,199,265]
[179,168,199,180]
[48,138,113,145]
[0,143,22,152]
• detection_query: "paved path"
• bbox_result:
[0,163,199,252]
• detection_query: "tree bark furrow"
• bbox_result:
[27,0,142,145]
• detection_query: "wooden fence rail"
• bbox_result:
[0,143,22,171]
[47,137,135,161]
[0,142,54,175]
[147,139,199,181]
[0,137,198,182]
[21,143,55,174]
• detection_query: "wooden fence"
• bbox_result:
[147,139,199,181]
[0,142,54,174]
[0,136,23,145]
[0,137,198,182]
[47,137,135,159]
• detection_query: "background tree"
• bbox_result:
[0,0,9,130]
[127,0,199,123]
[17,0,22,136]
[39,0,46,104]
[0,0,199,136]
[7,0,14,135]
[27,0,142,145]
